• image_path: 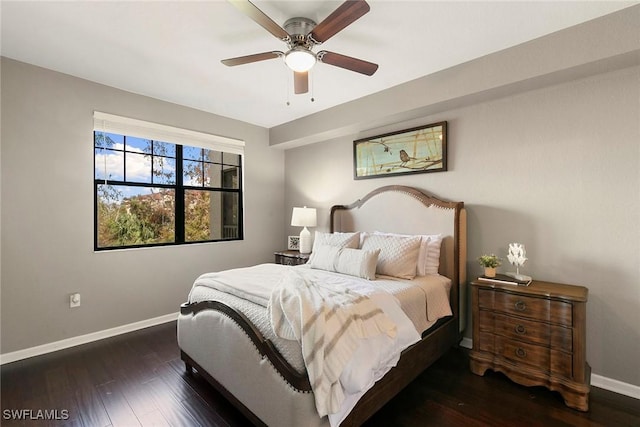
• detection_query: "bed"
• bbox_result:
[178,185,467,426]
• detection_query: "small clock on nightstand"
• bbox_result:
[274,250,310,266]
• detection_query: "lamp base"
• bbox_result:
[299,227,312,254]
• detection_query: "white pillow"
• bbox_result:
[309,231,359,267]
[372,231,443,276]
[335,247,380,280]
[361,233,422,279]
[422,234,443,275]
[312,231,360,251]
[309,245,341,272]
[309,244,379,280]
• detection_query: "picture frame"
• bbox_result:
[353,121,447,179]
[287,235,300,250]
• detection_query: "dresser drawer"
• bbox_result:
[550,349,574,378]
[496,336,549,370]
[480,311,550,345]
[485,336,572,377]
[478,289,573,325]
[479,311,572,352]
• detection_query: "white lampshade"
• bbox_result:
[291,206,316,254]
[291,206,317,227]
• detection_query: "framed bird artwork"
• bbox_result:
[353,121,447,179]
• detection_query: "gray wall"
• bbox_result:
[284,65,640,387]
[281,7,640,388]
[0,58,285,354]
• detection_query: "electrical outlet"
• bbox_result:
[70,293,81,308]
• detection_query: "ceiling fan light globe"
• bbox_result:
[285,48,316,72]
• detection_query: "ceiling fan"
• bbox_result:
[222,0,378,95]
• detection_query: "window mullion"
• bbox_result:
[175,145,185,243]
[123,135,127,181]
[150,140,154,185]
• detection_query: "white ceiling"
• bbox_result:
[1,1,636,128]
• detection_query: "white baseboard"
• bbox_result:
[0,312,178,365]
[458,337,639,401]
[592,374,640,400]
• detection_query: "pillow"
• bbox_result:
[309,231,360,266]
[361,233,422,279]
[309,244,379,280]
[372,231,443,276]
[335,247,380,280]
[422,234,443,275]
[309,244,341,272]
[312,231,360,251]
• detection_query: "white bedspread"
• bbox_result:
[269,269,399,417]
[189,264,450,426]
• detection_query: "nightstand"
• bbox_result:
[469,279,590,411]
[274,250,310,266]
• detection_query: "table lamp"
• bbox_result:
[291,206,317,254]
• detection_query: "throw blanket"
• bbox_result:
[189,264,285,307]
[268,269,397,417]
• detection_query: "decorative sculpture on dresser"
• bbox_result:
[506,242,532,282]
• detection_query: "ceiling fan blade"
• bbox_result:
[317,51,378,76]
[221,51,283,66]
[294,71,309,94]
[228,0,290,41]
[308,0,370,44]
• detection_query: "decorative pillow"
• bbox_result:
[372,232,443,276]
[312,231,360,251]
[309,231,360,266]
[309,244,341,272]
[309,244,379,280]
[335,247,380,280]
[361,234,422,279]
[422,234,443,275]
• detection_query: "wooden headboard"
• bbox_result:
[330,185,467,332]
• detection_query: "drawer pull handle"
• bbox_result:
[515,324,526,335]
[514,300,527,312]
[515,347,527,358]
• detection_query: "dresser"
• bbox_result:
[274,250,310,266]
[469,279,590,411]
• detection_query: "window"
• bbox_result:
[93,112,244,250]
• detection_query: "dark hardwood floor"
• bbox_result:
[2,321,639,426]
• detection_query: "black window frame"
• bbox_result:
[94,132,243,251]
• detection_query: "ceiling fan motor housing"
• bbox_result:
[284,17,317,49]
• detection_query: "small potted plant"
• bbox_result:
[478,254,501,278]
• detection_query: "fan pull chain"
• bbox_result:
[310,69,315,102]
[286,66,291,106]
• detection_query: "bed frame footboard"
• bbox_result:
[181,349,268,427]
[180,301,311,391]
[178,302,325,427]
[179,300,458,427]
